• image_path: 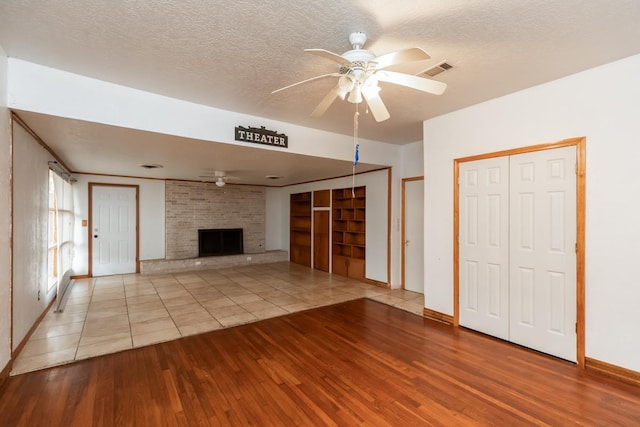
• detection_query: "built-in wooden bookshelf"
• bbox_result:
[290,192,311,267]
[332,186,366,281]
[313,190,331,272]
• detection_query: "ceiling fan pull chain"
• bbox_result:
[352,104,360,198]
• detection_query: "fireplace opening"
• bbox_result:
[198,228,243,257]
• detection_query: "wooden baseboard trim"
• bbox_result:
[70,274,90,280]
[0,359,12,391]
[365,278,389,289]
[12,298,56,360]
[423,308,454,325]
[585,357,640,387]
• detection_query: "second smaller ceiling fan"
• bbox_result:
[272,32,447,122]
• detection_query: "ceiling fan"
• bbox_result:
[272,32,447,122]
[198,170,237,187]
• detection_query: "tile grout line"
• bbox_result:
[151,276,187,340]
[122,276,135,351]
[73,277,97,361]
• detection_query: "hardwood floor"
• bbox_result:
[1,299,638,426]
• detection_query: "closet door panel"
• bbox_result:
[509,146,577,362]
[459,157,510,340]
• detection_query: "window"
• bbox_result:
[47,173,58,291]
[48,170,75,293]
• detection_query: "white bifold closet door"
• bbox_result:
[509,146,577,361]
[459,156,510,340]
[459,146,577,362]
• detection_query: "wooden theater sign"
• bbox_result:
[235,125,288,148]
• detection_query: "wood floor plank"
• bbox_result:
[1,298,639,426]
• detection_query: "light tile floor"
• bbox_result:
[11,262,424,375]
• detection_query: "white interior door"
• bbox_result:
[404,179,424,293]
[458,157,510,340]
[509,146,577,361]
[91,185,137,276]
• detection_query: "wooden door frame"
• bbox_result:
[401,176,424,290]
[88,183,140,277]
[453,137,586,367]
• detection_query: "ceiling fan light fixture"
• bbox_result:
[338,75,354,91]
[348,85,363,104]
[362,81,380,98]
[337,75,354,100]
[215,177,226,187]
[364,76,379,87]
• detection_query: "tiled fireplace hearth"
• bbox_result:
[140,250,288,274]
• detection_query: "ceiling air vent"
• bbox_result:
[422,61,453,78]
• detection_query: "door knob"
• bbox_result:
[405,240,410,246]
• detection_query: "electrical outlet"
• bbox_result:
[247,256,252,261]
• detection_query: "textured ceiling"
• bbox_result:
[1,1,640,183]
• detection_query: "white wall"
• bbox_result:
[423,54,640,372]
[12,123,57,349]
[73,175,165,275]
[265,187,284,251]
[0,45,12,371]
[268,169,390,284]
[401,140,424,178]
[7,59,399,169]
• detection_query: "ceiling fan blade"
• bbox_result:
[272,72,340,94]
[304,49,352,67]
[311,87,339,117]
[362,89,390,122]
[376,70,447,95]
[373,47,431,70]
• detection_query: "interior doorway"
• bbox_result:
[312,189,331,272]
[313,210,330,272]
[89,183,139,276]
[402,177,424,293]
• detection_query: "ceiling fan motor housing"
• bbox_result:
[348,32,367,49]
[342,49,376,63]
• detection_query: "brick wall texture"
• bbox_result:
[165,180,265,259]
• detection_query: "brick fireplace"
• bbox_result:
[165,180,265,260]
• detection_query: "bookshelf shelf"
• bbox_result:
[290,192,312,267]
[332,186,366,281]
